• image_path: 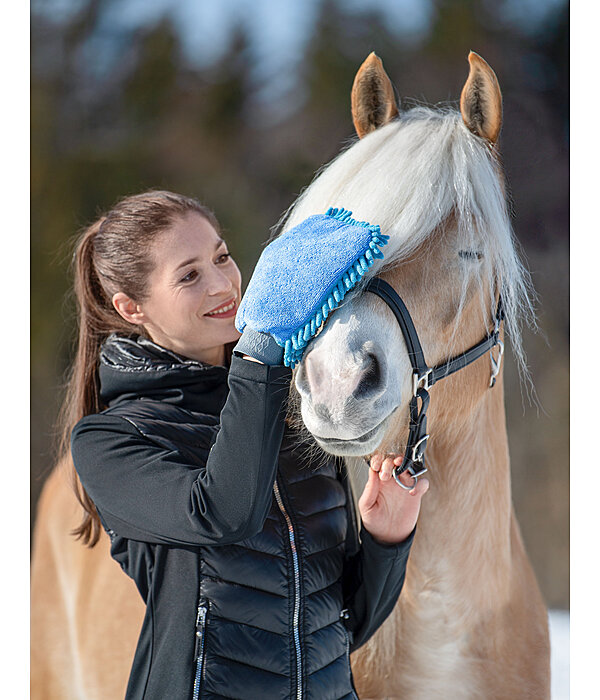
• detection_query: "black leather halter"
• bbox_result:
[364,277,505,489]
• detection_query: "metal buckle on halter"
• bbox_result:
[411,434,430,464]
[489,339,504,388]
[412,369,432,397]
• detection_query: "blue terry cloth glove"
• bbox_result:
[235,207,388,368]
[233,328,285,366]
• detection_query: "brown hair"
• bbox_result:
[59,190,222,546]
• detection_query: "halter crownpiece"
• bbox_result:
[364,277,504,490]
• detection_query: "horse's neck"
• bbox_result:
[409,374,514,613]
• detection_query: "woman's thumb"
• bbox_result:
[358,467,380,512]
[410,477,430,499]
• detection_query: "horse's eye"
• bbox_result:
[458,250,483,260]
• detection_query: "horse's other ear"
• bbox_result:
[460,51,502,144]
[351,52,399,139]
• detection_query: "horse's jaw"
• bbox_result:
[310,410,396,457]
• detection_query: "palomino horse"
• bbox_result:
[286,52,550,698]
[31,53,550,699]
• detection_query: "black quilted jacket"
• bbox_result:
[71,335,414,699]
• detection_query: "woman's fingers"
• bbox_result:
[379,456,396,481]
[369,453,384,472]
[359,464,380,511]
[370,452,430,496]
[370,453,406,481]
[370,453,430,496]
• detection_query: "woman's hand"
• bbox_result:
[358,454,429,545]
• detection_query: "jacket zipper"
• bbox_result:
[274,479,303,700]
[341,609,358,700]
[192,600,208,700]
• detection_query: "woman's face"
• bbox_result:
[138,212,242,365]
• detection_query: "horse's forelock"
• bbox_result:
[278,106,537,393]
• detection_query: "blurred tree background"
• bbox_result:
[31,0,569,608]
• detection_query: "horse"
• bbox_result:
[284,51,550,698]
[30,52,550,699]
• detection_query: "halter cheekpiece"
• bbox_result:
[364,277,504,490]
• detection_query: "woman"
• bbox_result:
[65,189,428,699]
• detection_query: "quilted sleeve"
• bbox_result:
[71,356,292,547]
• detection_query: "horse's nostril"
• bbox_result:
[353,352,382,399]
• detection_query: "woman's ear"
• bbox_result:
[112,292,146,326]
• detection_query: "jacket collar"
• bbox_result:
[99,334,230,416]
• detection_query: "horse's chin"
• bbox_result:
[311,413,393,457]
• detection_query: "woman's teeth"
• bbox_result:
[206,300,236,316]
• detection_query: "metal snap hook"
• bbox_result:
[489,339,504,388]
[410,434,430,464]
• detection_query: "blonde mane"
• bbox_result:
[276,106,536,384]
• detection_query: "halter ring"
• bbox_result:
[394,470,418,491]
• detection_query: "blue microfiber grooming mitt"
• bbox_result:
[235,207,389,368]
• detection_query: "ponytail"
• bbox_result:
[59,219,134,545]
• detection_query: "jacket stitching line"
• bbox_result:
[303,617,348,635]
[115,417,208,472]
[208,612,294,637]
[201,573,287,598]
[140,582,155,698]
[207,649,289,677]
[211,543,287,561]
[303,579,342,599]
[296,503,347,519]
[301,542,346,560]
[304,646,349,676]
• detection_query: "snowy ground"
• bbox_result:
[550,610,570,699]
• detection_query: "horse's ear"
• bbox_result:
[351,53,399,139]
[460,51,502,144]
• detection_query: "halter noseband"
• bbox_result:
[364,277,505,490]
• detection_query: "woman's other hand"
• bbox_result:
[358,454,429,544]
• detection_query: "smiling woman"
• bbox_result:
[59,189,239,545]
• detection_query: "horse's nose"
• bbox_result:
[298,345,385,405]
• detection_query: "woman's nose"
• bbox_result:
[206,266,234,296]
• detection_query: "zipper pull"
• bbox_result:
[340,608,354,649]
[194,601,207,660]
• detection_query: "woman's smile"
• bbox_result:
[204,296,238,318]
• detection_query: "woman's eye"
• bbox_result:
[216,252,231,264]
[180,270,198,283]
